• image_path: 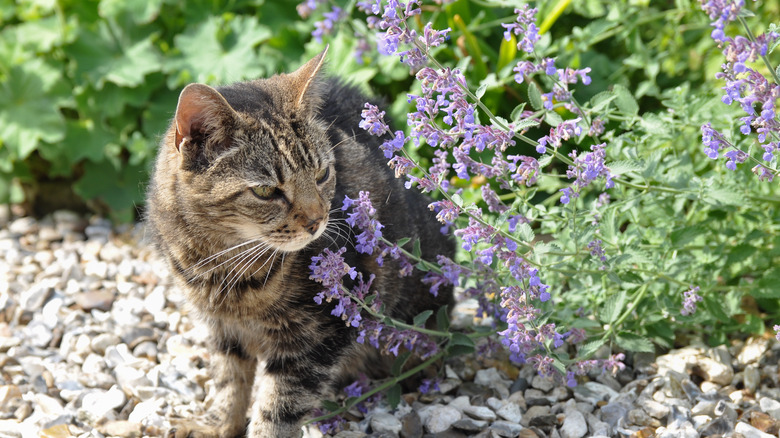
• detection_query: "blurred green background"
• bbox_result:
[1,0,776,222]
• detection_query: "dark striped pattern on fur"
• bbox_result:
[146,49,453,438]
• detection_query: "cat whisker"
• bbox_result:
[192,241,272,283]
[189,238,263,273]
[327,131,357,154]
[214,243,272,300]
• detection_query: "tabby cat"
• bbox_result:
[146,48,454,438]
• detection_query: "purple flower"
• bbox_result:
[343,192,384,254]
[681,286,703,316]
[501,6,540,53]
[312,6,343,43]
[359,103,390,137]
[774,324,780,342]
[560,142,614,205]
[380,131,406,159]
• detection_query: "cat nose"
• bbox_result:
[304,218,322,235]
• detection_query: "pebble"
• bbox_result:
[3,212,780,438]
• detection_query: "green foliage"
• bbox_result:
[0,0,305,220]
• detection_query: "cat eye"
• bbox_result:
[315,167,330,184]
[251,185,279,200]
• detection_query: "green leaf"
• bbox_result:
[615,332,654,353]
[387,384,402,409]
[98,0,163,24]
[413,310,433,327]
[475,82,487,99]
[320,400,340,412]
[413,239,422,258]
[613,84,638,116]
[606,160,644,175]
[391,351,412,376]
[589,91,617,113]
[451,193,464,207]
[166,15,271,87]
[67,25,162,88]
[516,222,535,242]
[448,332,475,356]
[703,186,743,206]
[578,338,606,359]
[497,33,517,72]
[0,60,68,159]
[528,82,543,111]
[436,305,450,332]
[600,290,627,324]
[726,243,757,265]
[702,295,731,322]
[396,237,411,248]
[670,225,706,247]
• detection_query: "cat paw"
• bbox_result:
[166,421,243,438]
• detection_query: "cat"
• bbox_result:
[145,47,454,438]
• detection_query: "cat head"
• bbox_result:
[167,48,335,252]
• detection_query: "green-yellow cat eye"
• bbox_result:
[251,185,277,199]
[316,167,330,184]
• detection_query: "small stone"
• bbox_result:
[121,326,156,349]
[640,398,669,419]
[133,341,158,360]
[600,400,630,429]
[370,412,402,435]
[451,418,487,433]
[735,421,776,438]
[400,411,423,438]
[40,424,70,438]
[528,414,557,429]
[425,405,461,434]
[572,382,617,405]
[699,417,733,437]
[749,411,779,435]
[560,410,587,438]
[91,333,121,355]
[510,377,529,394]
[75,290,115,312]
[496,402,523,423]
[463,405,496,421]
[98,420,143,438]
[34,393,65,415]
[694,357,733,385]
[490,420,524,437]
[0,385,22,409]
[520,405,550,427]
[760,397,780,421]
[743,365,760,393]
[9,217,38,235]
[531,375,555,392]
[79,386,127,422]
[448,395,470,412]
[737,337,769,365]
[627,408,659,427]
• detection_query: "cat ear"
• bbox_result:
[174,83,235,155]
[287,46,328,115]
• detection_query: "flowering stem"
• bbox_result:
[305,350,446,425]
[738,16,780,85]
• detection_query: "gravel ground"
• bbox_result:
[1,210,780,438]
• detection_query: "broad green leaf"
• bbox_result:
[0,60,68,159]
[436,305,450,332]
[448,332,475,356]
[475,82,487,99]
[98,0,163,24]
[320,400,340,412]
[67,25,162,88]
[413,239,422,258]
[613,84,638,116]
[589,90,617,113]
[387,384,402,409]
[413,310,434,327]
[166,15,271,87]
[528,82,542,111]
[606,160,644,175]
[577,338,605,359]
[391,351,412,376]
[516,222,535,243]
[703,186,743,206]
[670,225,706,247]
[615,332,654,353]
[702,295,731,322]
[600,290,627,324]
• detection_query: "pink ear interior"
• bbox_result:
[174,83,230,151]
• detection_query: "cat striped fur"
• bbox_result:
[146,48,454,438]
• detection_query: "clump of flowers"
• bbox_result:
[699,0,780,180]
[681,286,703,316]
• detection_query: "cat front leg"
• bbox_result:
[168,335,257,438]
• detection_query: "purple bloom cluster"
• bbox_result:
[312,6,344,43]
[700,0,780,178]
[358,319,439,358]
[357,0,450,70]
[587,239,607,265]
[681,286,703,316]
[501,5,540,53]
[343,192,384,254]
[560,143,614,205]
[775,325,780,342]
[565,353,626,387]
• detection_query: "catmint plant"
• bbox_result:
[302,0,780,425]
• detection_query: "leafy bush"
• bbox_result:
[0,0,308,221]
